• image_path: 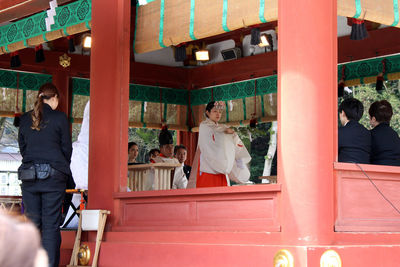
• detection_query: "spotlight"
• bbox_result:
[82,34,91,49]
[195,49,209,61]
[250,28,261,45]
[174,45,186,62]
[259,34,272,48]
[221,47,241,61]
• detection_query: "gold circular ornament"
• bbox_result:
[78,244,91,266]
[59,53,71,68]
[273,249,294,267]
[320,249,342,267]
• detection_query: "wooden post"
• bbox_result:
[278,0,337,245]
[88,0,131,223]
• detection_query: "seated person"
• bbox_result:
[128,142,141,165]
[151,128,187,189]
[369,100,400,166]
[174,145,191,179]
[338,98,371,164]
[148,148,160,163]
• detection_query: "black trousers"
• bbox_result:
[21,169,67,267]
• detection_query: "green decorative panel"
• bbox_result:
[0,0,91,48]
[72,77,90,96]
[256,75,277,95]
[0,69,51,91]
[162,87,188,105]
[129,84,160,102]
[338,54,400,81]
[190,76,278,106]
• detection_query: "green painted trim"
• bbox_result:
[22,89,27,112]
[354,0,362,18]
[225,100,230,122]
[260,95,265,117]
[391,0,399,26]
[163,102,168,122]
[189,0,197,40]
[0,0,91,49]
[242,98,246,120]
[222,0,230,32]
[69,93,75,123]
[141,101,145,123]
[158,0,167,48]
[259,0,267,23]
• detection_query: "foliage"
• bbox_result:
[342,80,400,134]
[128,127,176,163]
[232,122,272,183]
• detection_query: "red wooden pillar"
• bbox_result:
[278,0,337,244]
[177,131,198,166]
[88,0,131,221]
[52,70,71,117]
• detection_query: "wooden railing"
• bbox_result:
[127,163,180,191]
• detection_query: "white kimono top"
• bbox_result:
[187,118,251,188]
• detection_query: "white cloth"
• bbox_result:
[64,101,90,228]
[153,156,187,189]
[188,118,251,188]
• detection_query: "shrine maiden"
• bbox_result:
[189,101,251,188]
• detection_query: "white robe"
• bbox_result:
[187,118,251,188]
[152,156,187,189]
[63,101,90,228]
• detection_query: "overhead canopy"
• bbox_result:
[134,0,400,53]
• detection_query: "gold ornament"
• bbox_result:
[59,53,71,68]
[273,249,294,267]
[78,244,91,266]
[320,250,342,267]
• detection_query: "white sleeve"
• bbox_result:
[199,123,232,174]
[172,167,188,189]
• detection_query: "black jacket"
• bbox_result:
[338,120,371,164]
[183,164,191,179]
[18,104,72,176]
[370,122,400,166]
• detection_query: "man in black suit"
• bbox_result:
[369,100,400,166]
[174,145,191,179]
[338,98,371,164]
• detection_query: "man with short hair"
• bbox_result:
[338,98,371,164]
[369,100,400,166]
[174,145,191,179]
[151,128,187,189]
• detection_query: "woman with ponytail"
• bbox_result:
[18,83,72,267]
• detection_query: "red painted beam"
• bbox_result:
[338,27,400,63]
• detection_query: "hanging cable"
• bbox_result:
[355,163,400,215]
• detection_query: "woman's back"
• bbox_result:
[18,103,72,175]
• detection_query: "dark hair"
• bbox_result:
[149,148,160,157]
[205,101,216,118]
[31,83,59,131]
[338,98,364,121]
[174,145,187,155]
[128,142,138,152]
[369,100,393,123]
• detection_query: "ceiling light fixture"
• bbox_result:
[195,49,209,61]
[82,35,92,49]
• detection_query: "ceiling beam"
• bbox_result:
[0,26,399,89]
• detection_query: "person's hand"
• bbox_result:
[224,128,234,134]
